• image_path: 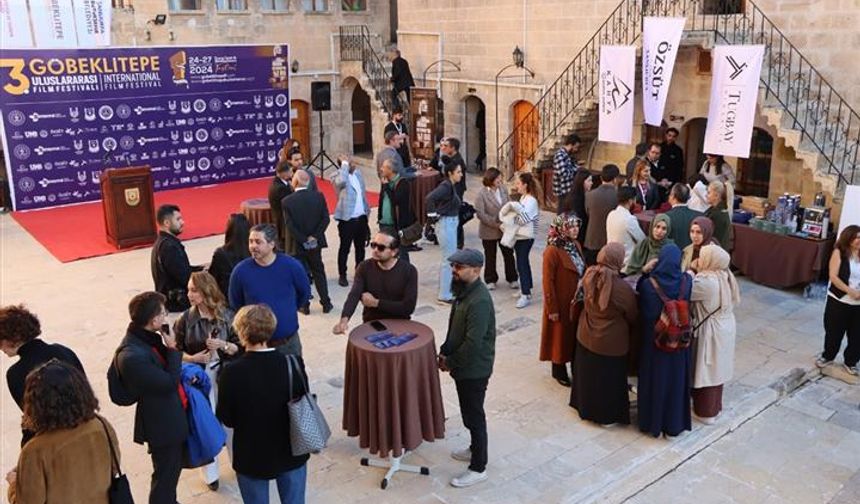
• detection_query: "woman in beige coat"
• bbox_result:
[690,244,740,424]
[474,168,518,290]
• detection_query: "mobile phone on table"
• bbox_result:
[370,320,387,332]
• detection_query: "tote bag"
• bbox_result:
[285,355,331,456]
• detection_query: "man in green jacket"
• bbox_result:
[438,248,496,488]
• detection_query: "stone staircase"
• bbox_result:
[498,0,859,201]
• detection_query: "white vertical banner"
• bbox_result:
[29,0,78,48]
[72,0,111,46]
[703,45,765,158]
[642,17,685,126]
[598,45,636,145]
[0,0,35,48]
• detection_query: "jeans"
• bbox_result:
[481,239,517,285]
[513,239,535,295]
[437,216,459,300]
[455,378,489,473]
[336,216,368,278]
[236,464,307,504]
[823,296,860,366]
[271,331,303,357]
[148,443,183,504]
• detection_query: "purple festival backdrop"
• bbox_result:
[0,44,291,211]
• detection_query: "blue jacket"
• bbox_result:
[181,363,226,468]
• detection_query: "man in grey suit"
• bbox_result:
[584,164,622,265]
[663,183,704,250]
[332,156,370,287]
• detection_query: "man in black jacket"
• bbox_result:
[268,160,294,249]
[115,291,188,504]
[388,46,415,107]
[151,204,201,312]
[378,158,417,261]
[0,304,85,446]
[283,170,333,313]
[442,137,468,248]
[384,105,411,167]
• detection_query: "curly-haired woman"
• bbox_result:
[6,360,119,504]
[0,305,84,446]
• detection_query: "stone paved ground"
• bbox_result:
[1,168,858,503]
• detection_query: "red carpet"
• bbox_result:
[11,177,379,263]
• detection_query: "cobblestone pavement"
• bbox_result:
[1,169,858,503]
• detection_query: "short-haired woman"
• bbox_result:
[209,213,251,297]
[426,162,464,303]
[217,304,310,503]
[817,225,860,376]
[0,304,85,446]
[173,271,240,491]
[474,167,518,290]
[6,360,119,504]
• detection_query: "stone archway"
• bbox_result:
[463,95,487,172]
[681,117,708,181]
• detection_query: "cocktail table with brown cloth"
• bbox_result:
[634,211,833,288]
[411,169,442,225]
[343,319,445,458]
[239,198,274,227]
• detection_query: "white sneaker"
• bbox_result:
[451,469,487,488]
[815,355,834,368]
[486,282,496,291]
[515,294,531,309]
[508,281,519,290]
[450,447,471,462]
[843,363,859,376]
[693,413,717,425]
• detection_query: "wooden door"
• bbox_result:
[290,100,311,161]
[512,101,539,172]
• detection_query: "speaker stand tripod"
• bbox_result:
[308,109,338,179]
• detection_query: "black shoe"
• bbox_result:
[338,276,349,287]
[552,364,571,387]
[299,304,310,315]
[207,480,219,491]
[322,303,334,314]
[405,244,423,252]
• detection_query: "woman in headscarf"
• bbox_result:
[569,243,639,425]
[705,180,734,252]
[690,245,740,424]
[681,216,719,272]
[636,244,693,438]
[540,213,587,387]
[624,213,674,276]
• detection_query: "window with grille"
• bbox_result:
[260,0,290,10]
[302,0,329,12]
[168,0,201,10]
[342,0,365,11]
[217,0,248,10]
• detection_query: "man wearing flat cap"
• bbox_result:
[438,248,496,489]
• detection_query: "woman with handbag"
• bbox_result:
[217,304,310,504]
[540,213,586,386]
[689,245,740,424]
[474,168,518,290]
[636,244,693,438]
[570,243,639,425]
[426,163,463,304]
[6,360,123,504]
[173,271,240,491]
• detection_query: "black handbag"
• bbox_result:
[459,201,476,225]
[97,416,134,504]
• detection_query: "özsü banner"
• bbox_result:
[703,45,765,158]
[0,44,292,211]
[598,45,636,145]
[642,17,685,127]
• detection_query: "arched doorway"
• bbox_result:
[681,117,708,182]
[736,127,773,197]
[290,99,311,161]
[464,96,487,172]
[512,100,539,172]
[351,83,372,155]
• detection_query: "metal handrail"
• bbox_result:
[339,25,397,117]
[496,0,858,189]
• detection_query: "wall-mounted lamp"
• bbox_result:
[153,14,167,25]
[291,59,299,73]
[512,46,524,68]
[144,15,167,42]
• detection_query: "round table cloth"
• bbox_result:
[240,198,274,227]
[411,169,442,225]
[342,319,445,457]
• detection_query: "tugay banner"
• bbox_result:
[642,17,685,126]
[0,44,292,211]
[598,45,636,145]
[703,45,765,158]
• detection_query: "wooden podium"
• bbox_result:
[100,166,157,248]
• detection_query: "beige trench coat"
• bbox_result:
[690,274,737,388]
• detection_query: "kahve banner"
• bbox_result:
[703,45,765,158]
[598,45,636,145]
[642,17,685,126]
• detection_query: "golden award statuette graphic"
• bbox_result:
[170,51,188,86]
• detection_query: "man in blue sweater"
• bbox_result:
[229,223,311,356]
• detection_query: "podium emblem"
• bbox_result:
[124,187,141,207]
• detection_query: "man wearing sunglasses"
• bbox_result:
[332,231,418,335]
